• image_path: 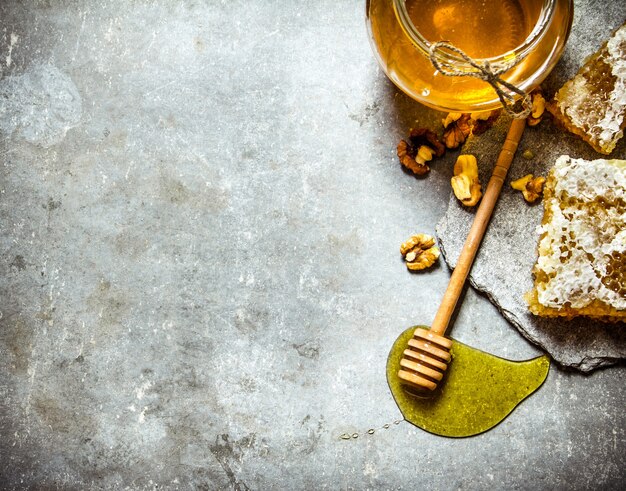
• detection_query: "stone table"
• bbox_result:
[0,1,624,489]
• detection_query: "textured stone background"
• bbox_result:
[0,1,624,489]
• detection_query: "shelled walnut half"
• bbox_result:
[451,155,482,206]
[442,113,471,149]
[400,234,440,271]
[442,110,501,149]
[527,89,546,127]
[397,128,445,175]
[511,174,546,203]
[469,110,501,136]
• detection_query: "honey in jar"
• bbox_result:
[366,0,574,112]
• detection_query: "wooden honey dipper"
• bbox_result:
[398,118,527,391]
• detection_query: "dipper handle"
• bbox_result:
[430,117,526,336]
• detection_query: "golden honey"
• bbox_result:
[366,0,573,112]
[387,327,549,437]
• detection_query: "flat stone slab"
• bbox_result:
[437,118,626,372]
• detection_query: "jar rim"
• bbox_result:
[392,0,557,66]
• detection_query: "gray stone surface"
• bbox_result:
[0,0,624,489]
[0,64,82,147]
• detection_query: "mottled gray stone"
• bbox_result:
[0,0,624,490]
[0,64,82,147]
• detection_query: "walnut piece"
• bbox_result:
[442,110,501,148]
[443,113,471,149]
[469,110,501,136]
[400,233,440,271]
[527,89,546,127]
[511,174,546,203]
[442,112,462,128]
[397,128,445,175]
[397,140,430,175]
[451,155,482,206]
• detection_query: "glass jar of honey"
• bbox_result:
[366,0,573,113]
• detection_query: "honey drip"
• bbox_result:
[387,327,549,437]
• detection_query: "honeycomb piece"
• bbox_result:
[547,23,626,155]
[525,156,626,321]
